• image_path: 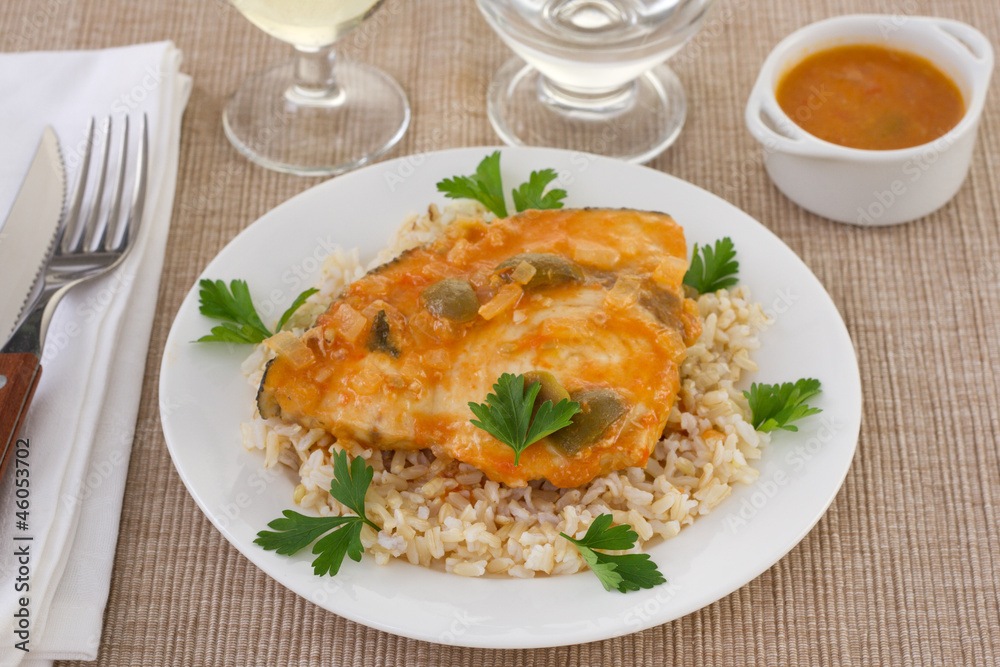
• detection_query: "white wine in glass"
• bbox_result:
[225,0,410,176]
[232,0,380,49]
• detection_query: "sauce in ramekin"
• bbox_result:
[776,44,965,150]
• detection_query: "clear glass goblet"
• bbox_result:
[224,0,410,176]
[476,0,714,162]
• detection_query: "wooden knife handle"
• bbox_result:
[0,353,42,480]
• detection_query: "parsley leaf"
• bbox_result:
[744,378,822,432]
[437,150,508,217]
[512,169,567,212]
[254,511,359,556]
[197,279,271,343]
[276,287,319,332]
[196,279,316,344]
[436,153,569,219]
[468,373,581,466]
[561,514,666,593]
[683,237,739,293]
[328,448,380,528]
[198,322,269,345]
[255,449,380,577]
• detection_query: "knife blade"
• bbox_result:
[0,127,66,345]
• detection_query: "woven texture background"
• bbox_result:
[3,0,997,664]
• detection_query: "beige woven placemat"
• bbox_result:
[3,0,996,664]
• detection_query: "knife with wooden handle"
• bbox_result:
[0,127,65,478]
[0,355,42,466]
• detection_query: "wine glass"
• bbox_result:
[224,0,410,176]
[476,0,714,162]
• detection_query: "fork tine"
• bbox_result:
[4,114,150,362]
[116,113,148,253]
[79,116,113,253]
[101,116,129,252]
[59,118,96,253]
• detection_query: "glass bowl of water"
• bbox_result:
[476,0,714,162]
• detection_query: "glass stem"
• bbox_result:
[287,45,345,106]
[537,76,637,116]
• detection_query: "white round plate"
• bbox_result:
[160,146,861,648]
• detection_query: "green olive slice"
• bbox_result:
[549,388,627,455]
[524,371,571,417]
[495,253,583,290]
[367,309,400,357]
[420,278,479,322]
[639,287,684,330]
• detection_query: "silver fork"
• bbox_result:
[0,115,147,471]
[1,114,148,357]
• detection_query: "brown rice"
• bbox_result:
[239,202,771,577]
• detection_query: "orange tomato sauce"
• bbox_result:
[775,44,965,150]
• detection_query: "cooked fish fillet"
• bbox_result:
[257,208,701,488]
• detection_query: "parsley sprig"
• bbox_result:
[196,279,317,344]
[744,378,822,432]
[255,449,380,576]
[437,151,567,218]
[468,373,581,466]
[561,514,666,593]
[683,237,739,294]
[511,168,567,212]
[436,151,508,217]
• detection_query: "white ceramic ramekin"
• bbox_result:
[745,15,994,226]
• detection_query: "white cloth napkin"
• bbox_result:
[0,42,191,665]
